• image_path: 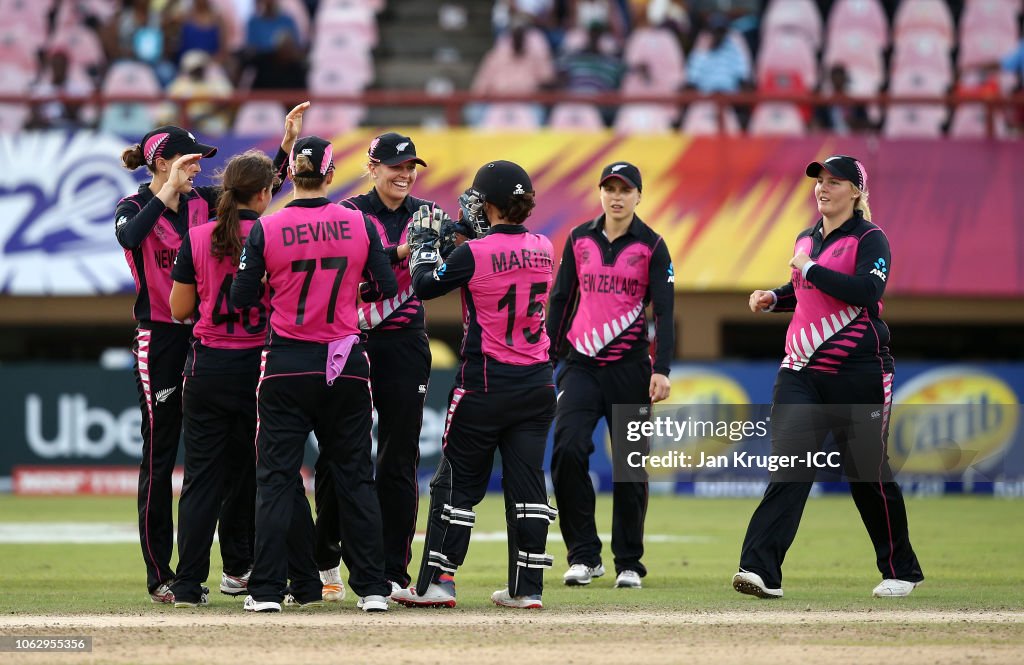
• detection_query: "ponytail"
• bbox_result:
[853,186,872,221]
[121,144,147,171]
[213,150,276,264]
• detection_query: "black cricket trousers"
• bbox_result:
[172,368,258,603]
[314,329,430,587]
[551,358,651,577]
[739,368,925,589]
[248,346,391,602]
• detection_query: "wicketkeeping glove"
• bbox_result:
[408,204,445,273]
[458,188,488,237]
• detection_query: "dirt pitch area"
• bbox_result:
[2,609,1022,664]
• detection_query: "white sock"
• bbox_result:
[320,567,341,585]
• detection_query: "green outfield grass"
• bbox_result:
[0,495,1022,615]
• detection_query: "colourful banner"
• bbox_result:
[1,130,1020,296]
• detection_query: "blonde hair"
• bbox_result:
[853,185,872,221]
[292,154,325,191]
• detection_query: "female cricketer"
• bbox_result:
[732,155,925,599]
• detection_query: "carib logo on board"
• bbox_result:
[889,367,1019,476]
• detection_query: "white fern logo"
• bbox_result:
[395,142,409,153]
[611,164,628,172]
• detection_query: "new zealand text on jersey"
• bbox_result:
[581,272,640,296]
[282,220,353,246]
[490,248,553,273]
[155,248,177,269]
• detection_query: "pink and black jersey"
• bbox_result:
[770,211,892,374]
[115,184,216,324]
[412,225,554,392]
[547,214,675,375]
[340,190,436,332]
[114,148,289,325]
[171,211,270,375]
[231,197,396,346]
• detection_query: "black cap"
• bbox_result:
[368,132,427,167]
[472,160,533,209]
[141,125,217,167]
[599,161,642,192]
[290,136,335,177]
[806,155,868,191]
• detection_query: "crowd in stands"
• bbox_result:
[1,0,1022,137]
[2,0,380,135]
[478,0,1024,137]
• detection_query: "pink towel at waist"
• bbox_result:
[326,335,359,386]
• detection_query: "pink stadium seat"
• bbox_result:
[312,21,375,56]
[315,5,378,47]
[680,101,741,135]
[757,33,818,88]
[890,66,950,96]
[827,0,888,47]
[277,0,311,45]
[103,61,161,96]
[613,104,675,134]
[823,29,885,87]
[624,27,685,92]
[233,101,288,136]
[749,102,807,136]
[0,104,29,132]
[308,64,369,95]
[949,103,1010,139]
[48,25,105,71]
[892,32,952,83]
[883,104,947,137]
[961,0,1020,36]
[302,103,365,136]
[0,64,31,93]
[0,28,39,74]
[478,103,542,131]
[1,0,48,36]
[762,0,823,49]
[959,30,1021,71]
[548,103,605,131]
[309,34,373,85]
[208,0,244,51]
[893,0,954,43]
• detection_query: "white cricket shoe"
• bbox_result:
[391,580,457,608]
[357,595,390,612]
[562,563,605,586]
[732,570,783,599]
[872,579,921,598]
[491,588,543,609]
[320,567,346,602]
[614,570,642,589]
[243,595,281,612]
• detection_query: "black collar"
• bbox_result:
[136,182,191,212]
[284,197,333,209]
[368,187,415,215]
[239,209,260,220]
[487,224,528,235]
[586,213,643,238]
[813,211,862,237]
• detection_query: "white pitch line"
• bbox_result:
[0,523,713,545]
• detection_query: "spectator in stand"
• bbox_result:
[247,32,308,102]
[165,49,233,134]
[27,50,96,130]
[811,65,873,135]
[246,0,301,55]
[468,16,556,126]
[685,12,750,94]
[166,0,229,65]
[101,0,176,84]
[556,22,625,123]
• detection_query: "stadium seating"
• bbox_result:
[548,103,606,131]
[680,101,741,135]
[757,33,819,89]
[233,101,288,136]
[893,0,955,44]
[623,26,686,93]
[826,0,888,48]
[613,104,676,134]
[949,102,1011,138]
[749,102,807,135]
[761,0,823,49]
[478,103,542,131]
[302,103,366,136]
